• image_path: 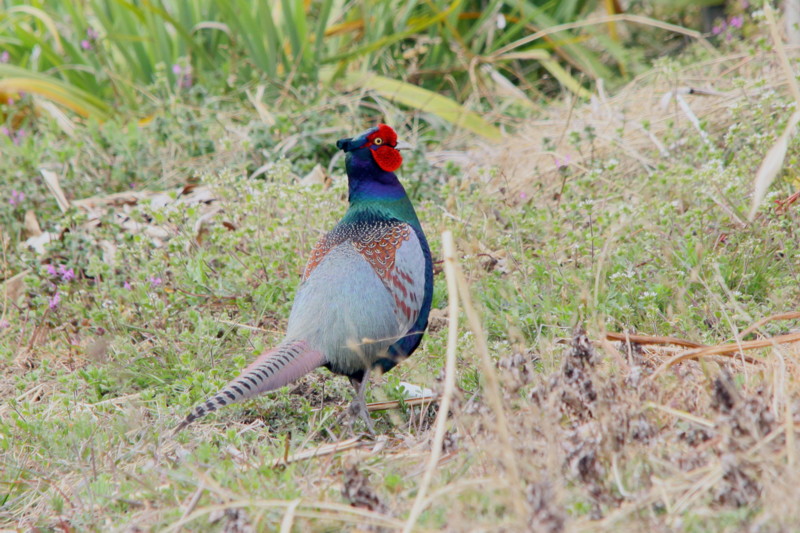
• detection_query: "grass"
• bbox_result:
[3,30,800,533]
[0,0,742,133]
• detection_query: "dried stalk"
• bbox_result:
[648,332,800,380]
[403,230,460,533]
[605,331,705,349]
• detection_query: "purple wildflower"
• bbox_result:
[9,190,25,206]
[58,265,75,282]
[45,264,58,276]
[6,128,26,146]
[0,318,9,329]
[712,21,726,35]
[49,292,61,310]
[123,281,132,290]
[81,27,99,50]
[179,72,193,89]
[149,276,162,287]
[729,15,744,29]
[172,64,193,89]
[0,51,8,63]
[555,154,572,170]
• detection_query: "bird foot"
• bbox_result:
[347,398,375,436]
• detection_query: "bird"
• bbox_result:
[175,124,433,433]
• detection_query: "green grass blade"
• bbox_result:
[498,49,592,100]
[7,5,64,54]
[343,73,501,141]
[0,64,111,118]
[280,0,304,71]
[513,2,613,80]
[313,0,334,68]
[143,0,215,68]
[324,0,463,65]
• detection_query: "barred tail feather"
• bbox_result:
[173,340,324,433]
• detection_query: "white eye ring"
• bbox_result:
[374,138,383,145]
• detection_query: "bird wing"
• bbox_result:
[304,220,425,332]
[352,224,426,334]
[289,220,425,373]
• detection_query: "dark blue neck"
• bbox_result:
[346,153,408,204]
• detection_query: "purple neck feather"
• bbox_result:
[346,152,407,203]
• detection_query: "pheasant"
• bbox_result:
[175,124,433,433]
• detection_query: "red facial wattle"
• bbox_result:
[372,145,402,172]
[367,124,403,172]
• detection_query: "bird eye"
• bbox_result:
[374,138,383,145]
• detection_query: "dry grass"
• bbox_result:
[444,45,795,207]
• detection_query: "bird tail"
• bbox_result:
[173,340,323,433]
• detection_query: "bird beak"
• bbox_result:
[395,140,414,151]
[336,137,354,152]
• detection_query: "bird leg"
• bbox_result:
[348,369,375,435]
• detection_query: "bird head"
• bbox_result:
[336,124,403,173]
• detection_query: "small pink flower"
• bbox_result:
[80,39,92,50]
[555,154,572,170]
[149,276,162,287]
[12,128,25,145]
[729,15,744,29]
[49,292,61,309]
[712,21,727,35]
[9,190,25,206]
[0,318,9,329]
[123,281,132,290]
[172,64,193,89]
[87,27,99,40]
[519,191,528,200]
[45,264,58,276]
[6,98,13,106]
[179,72,193,89]
[0,51,8,63]
[58,265,75,282]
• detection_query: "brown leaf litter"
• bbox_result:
[342,465,390,515]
